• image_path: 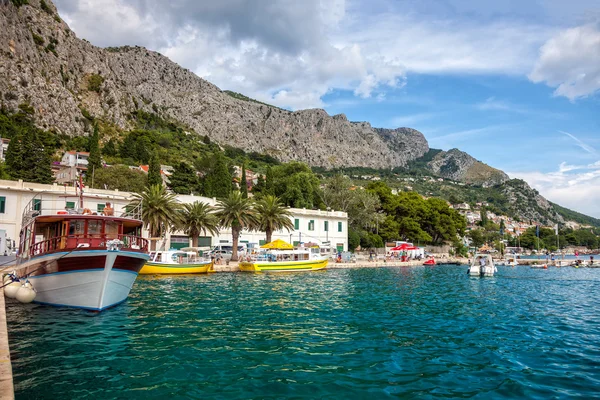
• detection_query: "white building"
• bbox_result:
[0,179,348,253]
[61,151,89,167]
[0,137,10,162]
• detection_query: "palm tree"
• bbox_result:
[179,201,219,247]
[255,195,294,244]
[128,184,181,250]
[214,191,257,261]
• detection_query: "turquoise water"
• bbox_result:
[6,266,600,399]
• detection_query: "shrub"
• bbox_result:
[31,32,44,46]
[40,0,52,14]
[87,74,104,93]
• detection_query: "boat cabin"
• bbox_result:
[255,247,323,262]
[148,250,204,264]
[19,215,147,260]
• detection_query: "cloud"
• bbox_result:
[511,160,600,218]
[559,130,597,155]
[529,23,600,100]
[54,0,558,110]
[476,97,512,111]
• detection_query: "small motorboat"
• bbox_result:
[140,250,214,274]
[468,253,496,277]
[423,256,436,266]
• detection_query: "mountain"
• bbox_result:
[427,149,509,187]
[0,0,429,169]
[0,0,595,227]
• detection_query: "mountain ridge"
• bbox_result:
[0,0,595,226]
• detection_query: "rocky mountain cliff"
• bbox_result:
[0,0,429,169]
[428,149,509,187]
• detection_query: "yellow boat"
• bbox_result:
[239,247,328,272]
[140,250,214,274]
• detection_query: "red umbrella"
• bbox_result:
[391,243,413,251]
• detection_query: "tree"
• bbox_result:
[265,165,274,195]
[321,174,353,211]
[468,229,485,248]
[204,152,232,198]
[240,163,248,199]
[214,191,257,261]
[87,122,102,184]
[5,133,25,179]
[102,138,118,156]
[93,165,147,193]
[479,207,488,227]
[179,201,219,247]
[255,195,294,243]
[128,184,181,250]
[148,152,162,187]
[169,162,199,194]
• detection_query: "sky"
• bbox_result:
[54,0,600,217]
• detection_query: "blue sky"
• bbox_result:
[55,0,600,217]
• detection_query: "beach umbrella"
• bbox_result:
[261,239,294,250]
[391,243,413,251]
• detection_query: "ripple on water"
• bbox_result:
[6,266,600,399]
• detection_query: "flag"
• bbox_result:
[554,224,559,235]
[536,225,539,237]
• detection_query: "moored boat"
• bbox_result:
[469,253,496,277]
[423,256,436,266]
[140,250,214,274]
[240,240,328,272]
[11,192,149,311]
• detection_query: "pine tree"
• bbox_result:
[240,163,248,199]
[102,138,117,156]
[5,132,25,179]
[87,123,102,184]
[265,165,274,195]
[148,152,162,187]
[31,130,53,184]
[170,162,199,194]
[204,152,232,198]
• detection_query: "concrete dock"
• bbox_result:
[0,287,14,400]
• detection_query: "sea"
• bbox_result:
[6,266,600,399]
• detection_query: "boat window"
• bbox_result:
[105,221,118,239]
[68,220,85,236]
[88,220,102,236]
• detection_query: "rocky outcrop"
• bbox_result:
[0,0,429,169]
[501,179,563,225]
[428,149,509,187]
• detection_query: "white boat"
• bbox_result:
[9,192,149,311]
[469,254,497,277]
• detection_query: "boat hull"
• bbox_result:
[15,250,149,311]
[140,261,214,275]
[239,259,328,272]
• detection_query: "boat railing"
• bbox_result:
[22,192,143,226]
[28,234,149,258]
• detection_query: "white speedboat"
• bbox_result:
[469,254,497,277]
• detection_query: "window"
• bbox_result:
[338,222,343,232]
[0,196,5,213]
[294,218,299,230]
[308,220,314,231]
[97,204,105,213]
[88,220,102,235]
[324,221,329,232]
[66,201,75,210]
[33,199,41,211]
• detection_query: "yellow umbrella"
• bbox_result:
[261,239,294,250]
